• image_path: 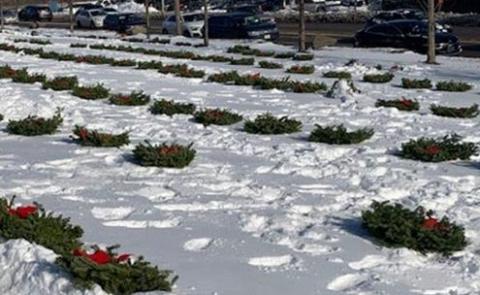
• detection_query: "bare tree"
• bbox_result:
[69,0,74,33]
[145,0,150,39]
[203,0,209,46]
[174,0,182,35]
[416,0,444,64]
[298,0,305,51]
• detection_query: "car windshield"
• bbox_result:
[90,10,105,16]
[184,14,203,22]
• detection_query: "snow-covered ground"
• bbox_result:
[0,26,480,295]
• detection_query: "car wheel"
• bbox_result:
[162,29,168,35]
[183,30,191,38]
[353,39,361,47]
[77,21,82,28]
[90,21,96,29]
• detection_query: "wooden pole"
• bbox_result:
[298,0,305,51]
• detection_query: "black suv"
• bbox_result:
[103,13,145,33]
[208,12,279,40]
[18,5,53,22]
[354,20,461,55]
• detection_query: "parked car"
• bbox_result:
[227,4,261,14]
[305,0,342,13]
[366,9,452,32]
[341,0,365,6]
[354,20,462,55]
[71,3,103,16]
[103,13,145,33]
[75,8,107,28]
[162,13,204,37]
[18,5,53,22]
[1,10,17,23]
[208,12,279,40]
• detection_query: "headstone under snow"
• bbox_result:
[326,79,361,104]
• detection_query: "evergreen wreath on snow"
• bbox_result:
[0,196,82,256]
[7,109,63,136]
[149,99,196,116]
[309,124,374,144]
[194,108,243,126]
[399,134,478,162]
[0,64,17,79]
[72,126,130,147]
[362,201,467,256]
[57,245,176,294]
[375,98,419,112]
[323,71,352,80]
[244,113,302,134]
[401,78,432,89]
[258,61,283,69]
[435,80,472,92]
[430,104,479,118]
[109,91,151,106]
[363,72,394,83]
[42,76,79,91]
[133,141,196,168]
[11,68,46,84]
[292,53,314,61]
[230,57,255,66]
[72,84,110,100]
[286,65,315,74]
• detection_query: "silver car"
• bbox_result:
[75,8,107,29]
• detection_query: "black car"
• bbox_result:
[366,9,425,27]
[354,20,461,55]
[208,12,279,40]
[103,13,145,32]
[18,5,53,22]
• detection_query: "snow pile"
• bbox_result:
[0,239,106,295]
[326,79,360,104]
[107,1,158,14]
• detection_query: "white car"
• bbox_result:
[162,13,204,38]
[305,0,342,12]
[75,9,107,29]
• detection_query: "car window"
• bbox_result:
[184,14,203,22]
[167,15,176,22]
[90,10,105,16]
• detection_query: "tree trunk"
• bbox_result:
[298,0,305,52]
[175,0,182,35]
[0,0,4,33]
[353,0,357,23]
[203,0,209,46]
[69,0,74,33]
[145,0,150,39]
[426,0,436,64]
[161,0,165,19]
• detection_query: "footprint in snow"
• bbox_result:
[183,238,213,252]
